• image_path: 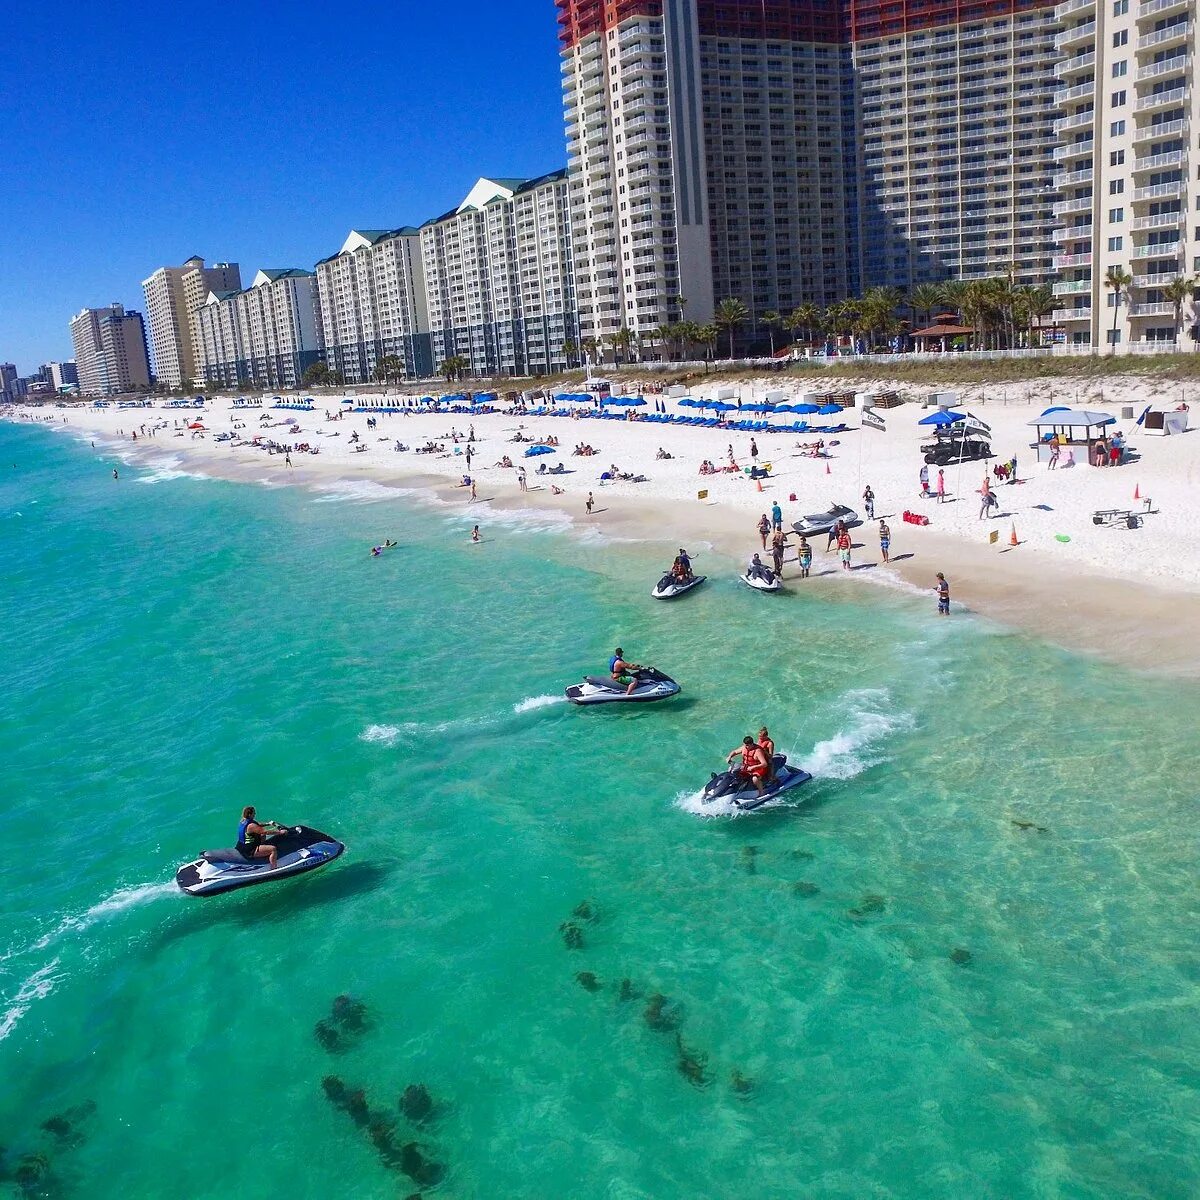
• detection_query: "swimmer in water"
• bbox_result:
[370,546,382,557]
[471,525,481,542]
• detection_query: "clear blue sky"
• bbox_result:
[0,1,566,373]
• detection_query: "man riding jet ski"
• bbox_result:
[565,647,681,705]
[175,805,345,897]
[702,730,813,810]
[742,553,782,592]
[652,549,706,599]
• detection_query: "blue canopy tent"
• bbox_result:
[918,410,966,426]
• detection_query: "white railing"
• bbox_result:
[1052,167,1095,187]
[1133,271,1179,286]
[1054,279,1093,294]
[1135,117,1188,140]
[1054,110,1096,133]
[1132,180,1184,199]
[1128,302,1175,316]
[1054,251,1094,267]
[1055,0,1096,17]
[1053,139,1094,160]
[1053,195,1095,216]
[1137,22,1189,49]
[1135,86,1187,111]
[1055,20,1096,48]
[1052,308,1093,321]
[1130,241,1182,257]
[1055,51,1096,77]
[1140,0,1188,15]
[1131,211,1184,230]
[1053,80,1097,105]
[1133,150,1185,170]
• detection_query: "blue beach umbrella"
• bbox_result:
[818,404,842,415]
[792,403,820,414]
[918,410,966,426]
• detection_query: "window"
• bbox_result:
[1111,91,1126,108]
[1110,179,1125,195]
[1113,29,1128,46]
[1113,0,1127,13]
[1109,207,1125,221]
[1107,328,1122,344]
[1109,236,1124,251]
[1112,61,1127,78]
[1111,120,1126,136]
[1110,150,1125,166]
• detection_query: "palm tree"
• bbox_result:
[1104,266,1133,352]
[860,287,903,351]
[652,324,674,363]
[376,354,405,385]
[697,323,719,370]
[302,362,330,387]
[714,297,749,359]
[438,355,468,383]
[671,295,687,323]
[605,327,634,366]
[561,338,578,369]
[759,309,783,357]
[580,337,600,368]
[1162,276,1194,348]
[789,303,820,352]
[1013,283,1055,348]
[908,282,945,333]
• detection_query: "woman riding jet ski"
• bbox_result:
[742,554,782,592]
[652,548,706,599]
[565,647,681,705]
[702,734,813,810]
[175,805,344,897]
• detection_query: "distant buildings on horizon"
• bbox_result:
[34,0,1200,393]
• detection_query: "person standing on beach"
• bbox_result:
[798,537,812,578]
[518,466,528,492]
[465,445,473,471]
[862,485,875,520]
[749,438,759,463]
[935,572,950,615]
[469,479,477,503]
[919,464,930,496]
[757,513,771,549]
[936,469,946,503]
[879,519,891,563]
[586,491,594,514]
[836,526,852,570]
[1048,434,1060,469]
[285,451,292,468]
[771,500,782,533]
[827,517,847,553]
[770,528,786,578]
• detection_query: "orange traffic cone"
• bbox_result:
[1009,522,1019,547]
[1133,482,1140,501]
[756,478,763,492]
[825,460,831,475]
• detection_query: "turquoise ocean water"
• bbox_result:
[2,420,1200,1199]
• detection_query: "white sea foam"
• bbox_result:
[797,688,915,781]
[0,960,62,1042]
[513,693,565,714]
[359,723,401,746]
[133,455,210,485]
[28,880,178,955]
[312,479,415,504]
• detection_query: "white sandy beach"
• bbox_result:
[6,372,1199,673]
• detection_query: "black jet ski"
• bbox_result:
[791,504,860,538]
[702,755,813,810]
[565,666,680,705]
[652,573,706,600]
[742,565,782,592]
[176,825,344,897]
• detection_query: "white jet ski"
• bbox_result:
[565,666,680,706]
[702,755,813,811]
[742,565,782,592]
[176,825,344,897]
[651,573,706,600]
[790,504,860,538]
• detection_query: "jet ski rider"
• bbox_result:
[672,548,693,581]
[758,726,777,784]
[747,553,770,582]
[727,736,770,798]
[609,647,642,696]
[236,805,285,870]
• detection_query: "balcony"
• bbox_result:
[1055,0,1096,15]
[1054,109,1096,133]
[1134,117,1188,140]
[1132,210,1185,230]
[1132,149,1185,171]
[1053,195,1095,216]
[1135,86,1188,112]
[1054,138,1094,161]
[1056,50,1096,78]
[1136,21,1190,50]
[1140,0,1188,15]
[1052,79,1096,106]
[1052,307,1093,321]
[1136,54,1190,81]
[1055,20,1096,50]
[1128,302,1175,316]
[1130,240,1182,258]
[1054,223,1094,241]
[1054,251,1094,268]
[1133,271,1181,287]
[1132,179,1185,200]
[1053,167,1095,188]
[1054,279,1093,295]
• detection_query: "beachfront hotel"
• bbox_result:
[419,173,578,377]
[195,269,323,390]
[141,257,241,388]
[69,304,152,395]
[314,229,433,383]
[1050,0,1198,347]
[556,0,1061,350]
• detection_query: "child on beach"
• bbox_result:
[798,538,812,578]
[935,572,950,615]
[936,469,946,503]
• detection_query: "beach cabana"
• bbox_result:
[911,322,976,352]
[1027,409,1115,461]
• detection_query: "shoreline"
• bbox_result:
[7,396,1200,678]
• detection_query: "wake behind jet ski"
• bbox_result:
[742,554,782,593]
[703,735,812,810]
[566,646,680,705]
[176,811,344,897]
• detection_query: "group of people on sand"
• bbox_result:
[750,504,891,579]
[573,444,597,456]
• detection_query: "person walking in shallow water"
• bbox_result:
[935,572,950,615]
[797,537,812,578]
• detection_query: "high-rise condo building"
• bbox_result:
[141,257,241,388]
[420,173,577,376]
[0,363,18,403]
[557,0,1060,351]
[69,304,152,395]
[195,269,323,390]
[1051,0,1195,348]
[315,228,432,383]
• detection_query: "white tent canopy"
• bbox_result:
[1026,409,1115,429]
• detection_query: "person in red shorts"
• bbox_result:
[727,735,770,798]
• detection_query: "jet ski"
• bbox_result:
[702,755,813,811]
[652,573,706,600]
[790,504,860,538]
[742,566,782,593]
[175,825,345,897]
[565,666,680,705]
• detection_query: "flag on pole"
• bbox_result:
[861,407,887,432]
[965,411,992,436]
